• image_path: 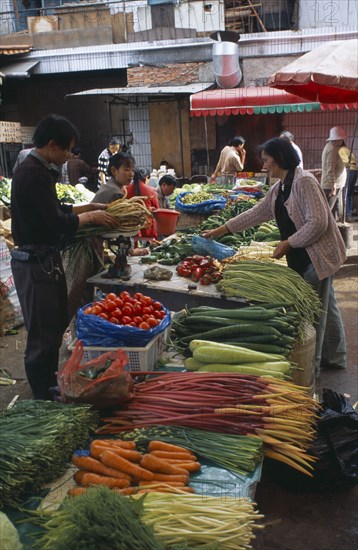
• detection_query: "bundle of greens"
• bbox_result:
[0,401,99,508]
[26,486,164,550]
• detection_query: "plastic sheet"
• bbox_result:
[191,235,236,260]
[175,192,226,214]
[76,304,171,347]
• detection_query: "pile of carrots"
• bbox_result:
[69,439,200,497]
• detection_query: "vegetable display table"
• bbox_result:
[87,257,245,311]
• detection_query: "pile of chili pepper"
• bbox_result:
[176,255,222,285]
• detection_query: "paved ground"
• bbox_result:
[1,222,357,549]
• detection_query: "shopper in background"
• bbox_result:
[126,168,159,240]
[321,126,347,221]
[10,114,118,400]
[280,131,303,168]
[97,137,121,188]
[211,136,246,184]
[202,137,347,377]
[67,146,96,188]
[157,174,177,209]
[339,141,358,222]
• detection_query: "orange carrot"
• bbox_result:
[140,454,188,476]
[151,457,197,465]
[95,439,136,450]
[173,462,201,473]
[67,487,87,497]
[138,480,186,487]
[150,473,189,483]
[72,455,132,480]
[137,487,195,494]
[74,470,130,489]
[150,450,196,461]
[148,441,194,454]
[100,449,154,480]
[90,441,141,462]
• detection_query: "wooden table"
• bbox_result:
[87,257,245,310]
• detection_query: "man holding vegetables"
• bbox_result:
[202,137,347,377]
[10,114,119,400]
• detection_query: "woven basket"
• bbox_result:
[176,211,217,230]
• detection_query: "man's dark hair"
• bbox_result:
[261,137,300,170]
[230,136,245,147]
[159,174,177,187]
[32,114,79,149]
[109,138,121,145]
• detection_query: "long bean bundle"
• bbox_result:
[119,426,263,475]
[217,260,321,339]
[0,401,99,508]
[97,372,319,475]
[62,194,153,265]
[137,492,264,549]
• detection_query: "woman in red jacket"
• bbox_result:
[126,168,159,239]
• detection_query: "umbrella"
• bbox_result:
[268,39,358,104]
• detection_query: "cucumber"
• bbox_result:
[187,308,276,321]
[192,343,287,364]
[180,324,282,345]
[184,357,206,371]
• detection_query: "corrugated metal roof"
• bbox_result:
[67,83,213,97]
[1,60,39,78]
[0,45,32,55]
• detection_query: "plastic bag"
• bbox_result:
[58,340,134,408]
[175,192,226,214]
[191,235,236,260]
[76,303,171,347]
[265,389,358,492]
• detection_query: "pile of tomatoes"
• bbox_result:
[176,255,222,285]
[84,291,166,330]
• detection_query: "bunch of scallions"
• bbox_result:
[217,260,322,340]
[62,194,153,266]
[0,401,99,508]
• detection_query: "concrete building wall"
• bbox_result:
[298,0,357,29]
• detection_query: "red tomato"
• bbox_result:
[92,305,103,315]
[158,311,166,319]
[152,301,162,311]
[112,309,122,321]
[134,292,144,301]
[98,312,109,321]
[141,295,153,306]
[114,297,124,308]
[142,314,151,321]
[122,305,133,317]
[139,321,150,330]
[103,300,116,313]
[120,291,131,302]
[142,306,153,315]
[132,302,143,315]
[147,317,159,328]
[109,317,120,324]
[84,307,94,315]
[106,292,118,301]
[128,322,137,327]
[121,316,132,325]
[153,310,162,320]
[133,316,144,326]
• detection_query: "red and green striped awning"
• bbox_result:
[190,86,357,116]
